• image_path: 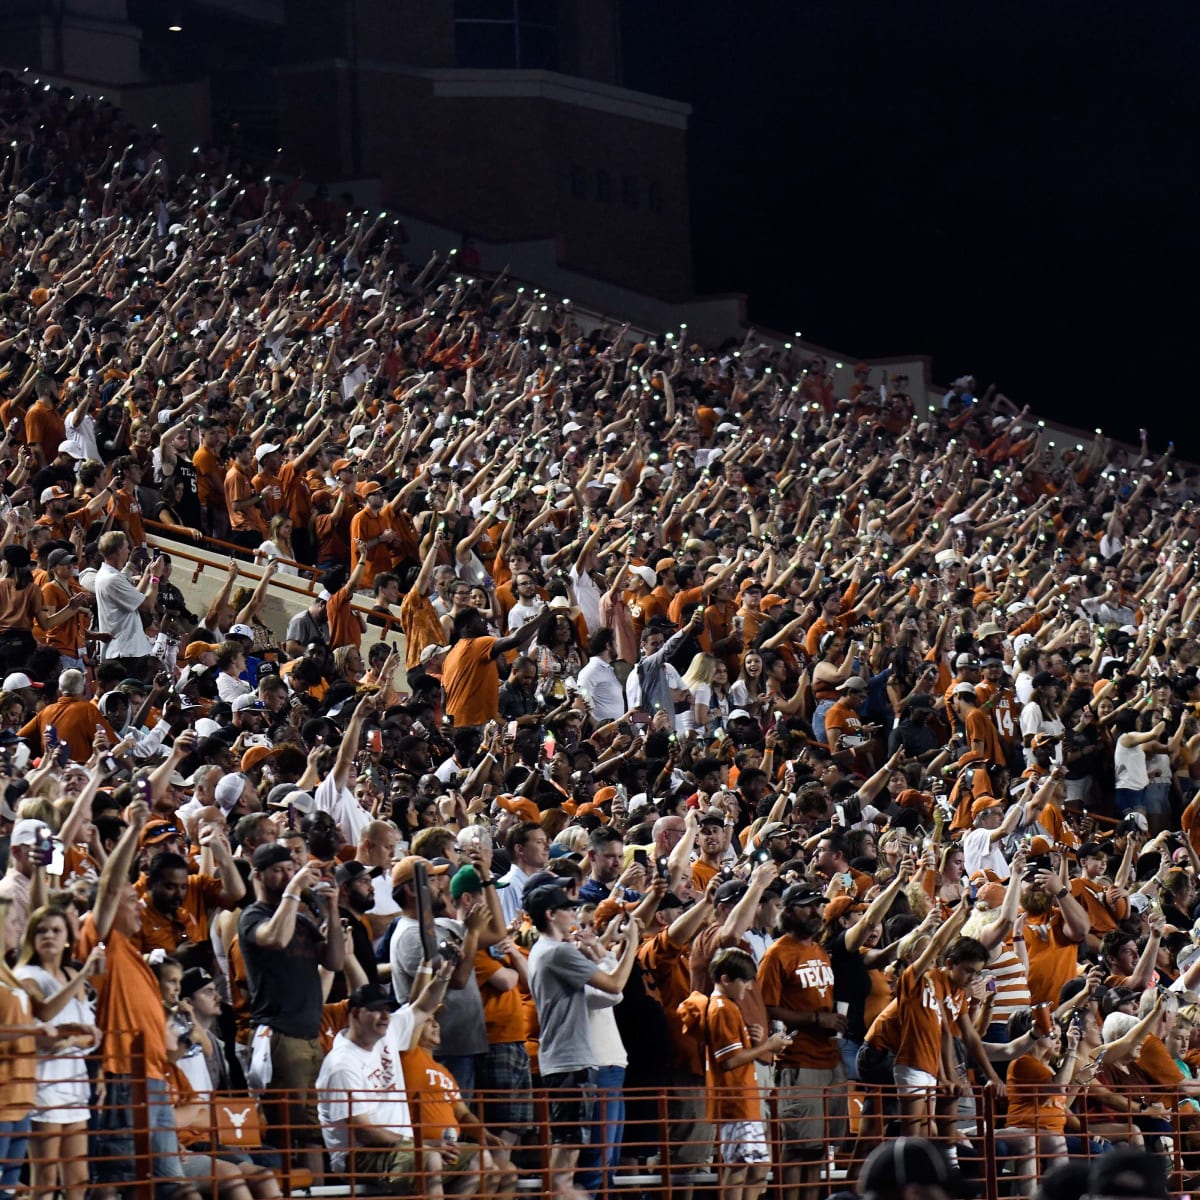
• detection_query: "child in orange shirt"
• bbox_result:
[679,948,790,1200]
[1005,1009,1083,1191]
[399,1014,496,1198]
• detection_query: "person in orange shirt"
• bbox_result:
[349,483,398,589]
[824,676,871,754]
[399,1015,496,1193]
[691,809,729,893]
[192,420,228,538]
[1005,1010,1081,1178]
[757,884,845,1200]
[324,555,368,651]
[106,457,146,547]
[953,682,1006,764]
[225,437,268,551]
[1022,865,1091,1006]
[250,442,286,522]
[678,948,791,1198]
[36,547,89,669]
[24,380,66,465]
[441,606,543,729]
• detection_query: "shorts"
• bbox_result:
[476,1041,533,1130]
[542,1069,594,1146]
[775,1065,846,1153]
[355,1145,420,1194]
[718,1121,770,1166]
[666,1070,713,1165]
[893,1064,939,1096]
[1114,787,1147,814]
[267,1033,323,1147]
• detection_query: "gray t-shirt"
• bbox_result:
[528,937,599,1075]
[389,915,487,1056]
[286,608,329,647]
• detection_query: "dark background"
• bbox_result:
[620,1,1199,447]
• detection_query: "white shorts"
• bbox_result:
[893,1064,939,1096]
[718,1120,770,1165]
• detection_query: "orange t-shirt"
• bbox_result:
[638,928,701,1075]
[107,487,145,546]
[691,859,720,894]
[1070,878,1127,935]
[0,984,36,1121]
[36,577,87,654]
[824,699,865,752]
[349,507,392,590]
[677,991,760,1123]
[193,445,223,507]
[327,583,362,651]
[400,1043,460,1143]
[442,636,499,727]
[1023,910,1085,1006]
[77,915,168,1079]
[475,948,526,1045]
[757,936,839,1069]
[1006,1054,1067,1133]
[400,587,446,671]
[226,463,267,536]
[895,964,951,1077]
[965,706,1003,764]
[252,469,285,522]
[133,872,228,954]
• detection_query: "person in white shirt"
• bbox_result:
[316,970,452,1182]
[506,571,546,631]
[94,531,163,672]
[577,629,626,722]
[499,822,551,924]
[961,796,1021,881]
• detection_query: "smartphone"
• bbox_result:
[655,855,670,881]
[632,848,649,869]
[366,728,383,754]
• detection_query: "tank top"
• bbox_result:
[1114,738,1150,791]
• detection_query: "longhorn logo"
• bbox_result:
[222,1107,252,1139]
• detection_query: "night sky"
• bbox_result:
[620,2,1200,449]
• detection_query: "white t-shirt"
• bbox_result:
[315,772,370,846]
[962,827,1011,881]
[316,1008,418,1172]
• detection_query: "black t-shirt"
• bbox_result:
[238,899,325,1039]
[173,457,204,530]
[829,927,873,1044]
[326,904,379,1003]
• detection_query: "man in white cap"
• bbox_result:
[824,676,871,754]
[251,443,285,522]
[0,817,50,927]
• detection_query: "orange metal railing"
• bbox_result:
[3,1046,1195,1200]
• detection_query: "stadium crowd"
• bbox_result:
[3,66,1200,1200]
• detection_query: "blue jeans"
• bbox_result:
[577,1064,625,1191]
[839,1037,861,1081]
[90,1075,185,1195]
[434,1053,479,1102]
[0,1115,31,1200]
[813,699,835,745]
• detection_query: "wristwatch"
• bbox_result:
[1056,887,1068,899]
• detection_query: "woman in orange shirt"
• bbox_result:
[1005,1011,1084,1192]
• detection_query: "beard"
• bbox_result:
[346,890,374,915]
[778,910,823,941]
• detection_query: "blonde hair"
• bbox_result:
[554,826,589,853]
[682,653,718,692]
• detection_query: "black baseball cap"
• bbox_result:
[252,843,294,871]
[349,982,398,1012]
[524,884,580,923]
[780,884,828,908]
